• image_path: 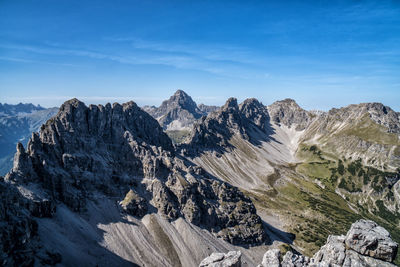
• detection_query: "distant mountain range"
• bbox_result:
[1,91,399,266]
[0,103,58,175]
[0,102,46,116]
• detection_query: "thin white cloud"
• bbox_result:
[0,43,261,79]
[105,37,255,64]
[0,56,75,66]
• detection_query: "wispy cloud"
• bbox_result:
[0,42,263,79]
[106,37,256,63]
[0,56,75,66]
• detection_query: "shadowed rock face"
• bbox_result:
[1,98,267,265]
[187,98,246,150]
[0,177,60,266]
[184,97,272,153]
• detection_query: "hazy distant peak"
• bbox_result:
[198,103,220,114]
[0,102,46,116]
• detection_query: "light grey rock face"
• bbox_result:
[344,219,398,262]
[312,102,400,135]
[260,249,281,267]
[256,220,399,267]
[301,101,400,170]
[199,251,241,267]
[312,235,346,266]
[352,103,400,134]
[239,98,270,132]
[143,90,219,130]
[281,251,309,267]
[342,249,397,267]
[198,103,220,114]
[267,98,314,131]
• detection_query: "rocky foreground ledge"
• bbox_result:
[200,219,398,267]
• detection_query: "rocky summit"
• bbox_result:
[1,91,400,266]
[143,90,219,131]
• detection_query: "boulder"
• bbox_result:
[259,220,399,267]
[344,219,398,262]
[312,235,346,266]
[342,249,397,267]
[259,249,281,267]
[119,189,148,218]
[281,251,309,267]
[199,251,241,267]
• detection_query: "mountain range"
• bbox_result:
[1,91,399,266]
[0,103,58,175]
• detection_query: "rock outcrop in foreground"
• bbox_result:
[199,251,242,267]
[201,219,398,267]
[265,219,398,267]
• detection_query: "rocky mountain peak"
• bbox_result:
[239,98,265,114]
[165,89,198,112]
[142,90,211,130]
[268,98,313,131]
[240,98,270,131]
[222,97,239,111]
[184,97,272,152]
[155,89,196,115]
[357,102,399,133]
[269,98,301,109]
[322,102,400,135]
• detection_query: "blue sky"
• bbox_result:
[0,0,399,110]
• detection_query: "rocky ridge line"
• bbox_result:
[1,98,267,265]
[182,97,272,154]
